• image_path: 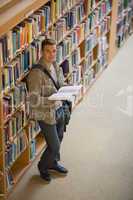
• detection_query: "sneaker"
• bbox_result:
[37,163,51,182]
[40,171,51,182]
[49,163,68,174]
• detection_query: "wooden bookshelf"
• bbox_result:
[0,0,49,37]
[0,0,133,199]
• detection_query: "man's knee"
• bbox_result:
[50,142,60,155]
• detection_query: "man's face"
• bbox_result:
[42,44,57,63]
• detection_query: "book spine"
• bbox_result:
[5,130,27,169]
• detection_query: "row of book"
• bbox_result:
[85,29,109,55]
[6,171,14,191]
[4,121,41,167]
[71,48,81,66]
[29,139,36,160]
[0,4,50,67]
[98,35,109,69]
[82,56,108,93]
[3,83,27,119]
[52,2,85,43]
[56,22,85,64]
[83,34,108,74]
[4,109,28,144]
[89,0,111,11]
[98,50,108,68]
[117,0,133,17]
[1,36,45,92]
[116,0,133,48]
[60,38,107,86]
[28,121,40,142]
[85,0,111,36]
[83,51,96,73]
[71,65,82,85]
[5,132,28,169]
[85,14,111,37]
[60,45,82,75]
[51,0,85,22]
[98,35,109,57]
[82,67,94,92]
[85,32,98,55]
[0,1,85,68]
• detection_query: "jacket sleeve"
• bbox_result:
[26,69,55,109]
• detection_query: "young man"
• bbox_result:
[27,38,68,182]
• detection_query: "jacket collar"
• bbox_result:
[39,57,51,72]
[39,57,59,74]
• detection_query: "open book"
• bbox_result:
[48,85,83,102]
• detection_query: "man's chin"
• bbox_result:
[51,59,56,63]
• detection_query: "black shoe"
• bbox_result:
[49,163,68,174]
[40,171,51,182]
[37,163,51,182]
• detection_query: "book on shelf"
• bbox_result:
[52,2,85,43]
[86,0,111,36]
[0,4,50,68]
[89,0,111,11]
[85,31,97,55]
[71,47,81,66]
[3,108,28,142]
[28,121,40,142]
[56,22,85,64]
[82,67,95,91]
[98,35,108,68]
[6,170,14,191]
[71,65,82,85]
[1,36,45,92]
[3,83,27,120]
[82,51,94,75]
[0,36,8,66]
[5,131,28,169]
[29,139,36,160]
[51,0,82,23]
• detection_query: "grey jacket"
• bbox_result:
[26,58,64,124]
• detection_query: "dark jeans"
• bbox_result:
[38,108,64,173]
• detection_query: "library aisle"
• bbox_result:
[8,35,133,200]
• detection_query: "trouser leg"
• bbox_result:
[55,110,65,162]
[38,121,60,173]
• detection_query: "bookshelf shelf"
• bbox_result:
[35,134,46,156]
[0,0,133,199]
[6,145,28,171]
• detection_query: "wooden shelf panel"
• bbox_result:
[0,0,12,8]
[0,0,49,37]
[35,133,46,156]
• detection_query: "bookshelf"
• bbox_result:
[116,0,133,48]
[0,0,133,199]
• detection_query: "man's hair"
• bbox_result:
[41,38,56,51]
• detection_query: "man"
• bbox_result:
[27,38,68,182]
